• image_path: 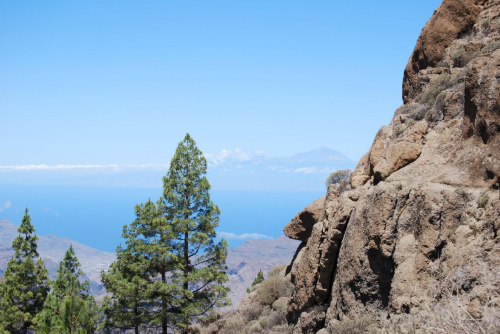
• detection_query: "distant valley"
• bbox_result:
[0,218,300,306]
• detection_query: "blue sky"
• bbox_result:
[1,1,444,249]
[1,1,441,169]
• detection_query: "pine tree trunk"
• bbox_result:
[162,271,168,334]
[183,229,189,334]
[134,305,139,334]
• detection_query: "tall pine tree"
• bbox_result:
[102,134,229,334]
[0,208,50,334]
[163,133,230,333]
[34,245,99,333]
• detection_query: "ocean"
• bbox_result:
[0,185,323,252]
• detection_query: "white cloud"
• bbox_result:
[294,167,317,174]
[0,164,169,171]
[205,149,255,167]
[268,165,291,172]
[293,167,333,174]
[218,232,273,240]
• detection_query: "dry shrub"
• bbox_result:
[200,266,294,334]
[452,47,466,67]
[326,169,352,188]
[393,124,407,136]
[454,187,471,202]
[481,42,500,54]
[328,317,375,334]
[248,320,262,333]
[264,324,293,333]
[255,275,293,306]
[477,191,489,208]
[434,91,447,112]
[425,108,444,123]
[409,104,429,121]
[243,302,264,321]
[200,313,246,334]
[267,305,287,328]
[417,74,454,105]
[268,265,287,277]
[480,18,490,30]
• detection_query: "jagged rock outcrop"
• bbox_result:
[285,0,500,332]
[284,197,325,241]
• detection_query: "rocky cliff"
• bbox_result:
[285,0,500,332]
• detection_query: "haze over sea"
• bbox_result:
[0,185,322,252]
[0,147,354,251]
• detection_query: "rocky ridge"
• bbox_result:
[285,0,500,332]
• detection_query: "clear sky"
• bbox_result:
[1,1,442,168]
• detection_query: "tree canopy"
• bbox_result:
[34,245,99,333]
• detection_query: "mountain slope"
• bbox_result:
[0,219,115,292]
[226,235,300,307]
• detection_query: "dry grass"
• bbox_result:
[198,265,293,334]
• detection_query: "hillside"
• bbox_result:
[0,218,115,294]
[226,235,300,307]
[0,218,298,306]
[283,0,500,332]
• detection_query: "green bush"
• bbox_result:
[477,192,489,208]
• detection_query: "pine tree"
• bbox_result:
[101,199,178,334]
[0,208,50,334]
[252,270,265,287]
[163,133,230,333]
[102,134,230,334]
[34,245,99,334]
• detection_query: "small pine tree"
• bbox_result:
[252,270,265,287]
[101,199,177,334]
[163,134,230,333]
[34,245,99,333]
[0,209,50,334]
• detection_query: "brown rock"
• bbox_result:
[403,0,487,103]
[284,197,325,241]
[351,152,370,188]
[285,1,500,332]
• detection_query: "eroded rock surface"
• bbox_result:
[284,197,325,241]
[286,0,500,332]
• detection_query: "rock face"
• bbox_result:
[285,0,500,332]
